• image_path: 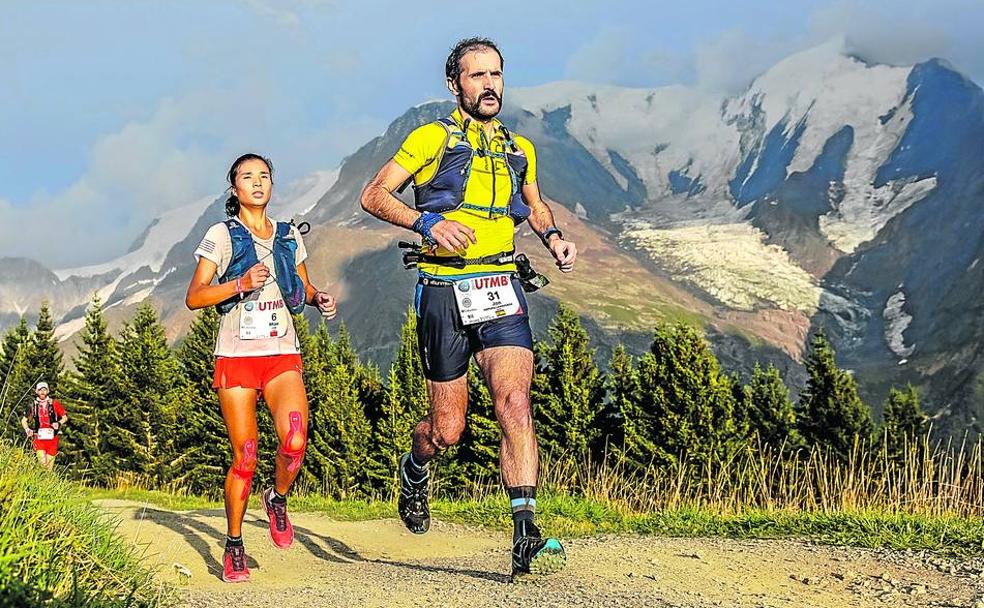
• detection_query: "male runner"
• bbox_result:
[21,381,67,470]
[360,37,577,580]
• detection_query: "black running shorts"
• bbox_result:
[414,276,534,382]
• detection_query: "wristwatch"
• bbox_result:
[540,227,564,247]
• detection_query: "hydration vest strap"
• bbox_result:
[30,399,57,433]
[460,203,509,215]
[401,245,515,270]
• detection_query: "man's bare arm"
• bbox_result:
[360,160,477,252]
[521,180,577,272]
[360,160,420,230]
[524,181,561,238]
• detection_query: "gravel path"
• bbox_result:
[98,499,984,607]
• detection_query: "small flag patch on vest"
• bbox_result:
[198,239,216,254]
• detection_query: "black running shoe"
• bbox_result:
[511,520,567,582]
[398,452,430,534]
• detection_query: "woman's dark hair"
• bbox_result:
[225,153,274,217]
[445,37,503,85]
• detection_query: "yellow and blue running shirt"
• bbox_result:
[393,108,538,278]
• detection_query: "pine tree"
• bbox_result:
[4,304,65,443]
[24,301,64,396]
[606,345,658,470]
[172,307,227,495]
[797,330,873,460]
[595,345,630,458]
[744,363,801,450]
[302,321,338,491]
[113,303,179,483]
[531,305,605,461]
[370,308,428,489]
[323,325,373,497]
[880,384,929,461]
[62,296,120,482]
[0,318,31,439]
[0,318,30,396]
[636,323,738,467]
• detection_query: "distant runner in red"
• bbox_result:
[21,381,67,470]
[185,153,337,584]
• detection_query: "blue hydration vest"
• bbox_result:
[411,117,531,224]
[215,219,306,315]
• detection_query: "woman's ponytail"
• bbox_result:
[225,193,241,217]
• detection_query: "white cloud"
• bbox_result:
[565,26,691,87]
[565,1,983,94]
[241,0,337,28]
[693,28,802,94]
[0,84,382,268]
[809,1,952,67]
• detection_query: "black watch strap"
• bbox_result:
[541,227,563,247]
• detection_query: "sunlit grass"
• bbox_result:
[87,432,984,558]
[0,446,170,607]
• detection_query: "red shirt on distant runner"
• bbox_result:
[32,398,66,455]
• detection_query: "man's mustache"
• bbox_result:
[480,91,500,102]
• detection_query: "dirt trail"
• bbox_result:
[99,499,982,608]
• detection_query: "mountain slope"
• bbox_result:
[5,41,983,434]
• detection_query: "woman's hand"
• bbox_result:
[240,263,270,292]
[314,291,337,320]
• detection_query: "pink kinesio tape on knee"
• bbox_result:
[278,411,306,473]
[232,439,257,500]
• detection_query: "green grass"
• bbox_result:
[437,494,984,556]
[0,446,169,607]
[87,487,984,558]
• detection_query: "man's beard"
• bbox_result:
[460,90,502,120]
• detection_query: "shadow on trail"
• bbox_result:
[129,507,228,579]
[370,559,511,584]
[130,507,364,580]
[243,518,361,564]
[128,507,509,584]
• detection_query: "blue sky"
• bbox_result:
[2,0,982,266]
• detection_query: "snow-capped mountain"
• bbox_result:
[305,39,984,432]
[3,39,981,434]
[0,169,340,341]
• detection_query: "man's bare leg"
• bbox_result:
[474,346,537,486]
[477,345,566,578]
[399,375,468,534]
[411,376,468,463]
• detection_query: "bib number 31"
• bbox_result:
[453,274,522,325]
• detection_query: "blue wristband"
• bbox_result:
[412,211,443,246]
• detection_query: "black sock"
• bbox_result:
[405,452,429,483]
[226,535,243,547]
[272,489,287,504]
[508,486,537,542]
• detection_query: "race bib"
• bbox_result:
[239,293,288,340]
[37,428,54,440]
[453,274,522,325]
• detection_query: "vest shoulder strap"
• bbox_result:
[275,221,292,239]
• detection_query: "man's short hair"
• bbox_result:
[445,37,504,84]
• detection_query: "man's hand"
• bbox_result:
[429,219,477,253]
[52,422,60,431]
[24,428,33,439]
[314,291,337,320]
[548,238,577,273]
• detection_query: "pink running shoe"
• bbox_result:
[222,543,250,583]
[262,487,294,549]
